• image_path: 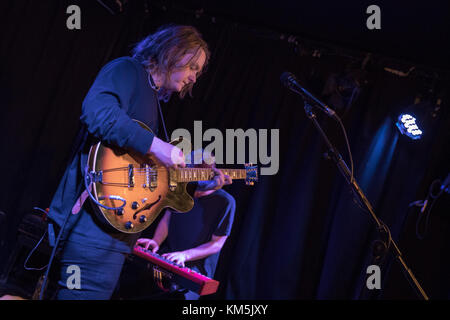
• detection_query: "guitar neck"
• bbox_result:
[176,168,247,182]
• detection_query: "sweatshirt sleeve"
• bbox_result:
[80,58,154,155]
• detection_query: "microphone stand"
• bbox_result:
[301,100,429,300]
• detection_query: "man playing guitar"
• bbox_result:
[47,25,231,300]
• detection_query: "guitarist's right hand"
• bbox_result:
[148,137,186,169]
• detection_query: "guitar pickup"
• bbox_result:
[128,164,134,188]
[149,169,157,191]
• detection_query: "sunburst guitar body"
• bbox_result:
[87,119,258,233]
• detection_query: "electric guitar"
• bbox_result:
[87,120,258,233]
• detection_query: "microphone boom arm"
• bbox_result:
[281,71,336,118]
[302,101,429,300]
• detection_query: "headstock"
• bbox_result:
[244,163,258,186]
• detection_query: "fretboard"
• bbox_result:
[176,168,247,182]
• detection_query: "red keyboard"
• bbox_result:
[132,245,219,296]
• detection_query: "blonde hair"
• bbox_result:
[132,24,210,98]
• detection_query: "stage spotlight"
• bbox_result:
[396,114,423,139]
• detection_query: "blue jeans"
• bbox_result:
[184,290,200,300]
[56,240,126,300]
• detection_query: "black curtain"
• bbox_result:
[1,0,449,300]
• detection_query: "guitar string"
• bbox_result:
[99,171,247,184]
[100,170,246,175]
[98,169,245,173]
[103,168,246,172]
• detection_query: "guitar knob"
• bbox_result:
[139,215,147,223]
[131,201,139,209]
[125,221,134,229]
[116,208,124,215]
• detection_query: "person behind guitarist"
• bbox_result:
[136,150,236,300]
[46,25,230,300]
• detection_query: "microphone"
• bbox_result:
[280,72,336,118]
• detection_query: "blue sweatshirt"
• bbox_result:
[48,57,159,253]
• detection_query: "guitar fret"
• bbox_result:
[178,168,247,182]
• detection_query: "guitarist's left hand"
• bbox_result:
[211,167,233,190]
[196,167,232,192]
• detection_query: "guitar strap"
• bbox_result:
[71,182,92,215]
[155,88,170,142]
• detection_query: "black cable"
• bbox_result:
[38,207,71,300]
[95,0,116,15]
[333,111,396,256]
[334,113,354,184]
[415,179,443,240]
[24,230,48,271]
[331,115,394,261]
[290,85,354,183]
[23,207,57,272]
[156,97,170,143]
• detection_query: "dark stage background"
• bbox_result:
[0,0,449,300]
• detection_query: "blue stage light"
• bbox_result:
[396,114,423,139]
